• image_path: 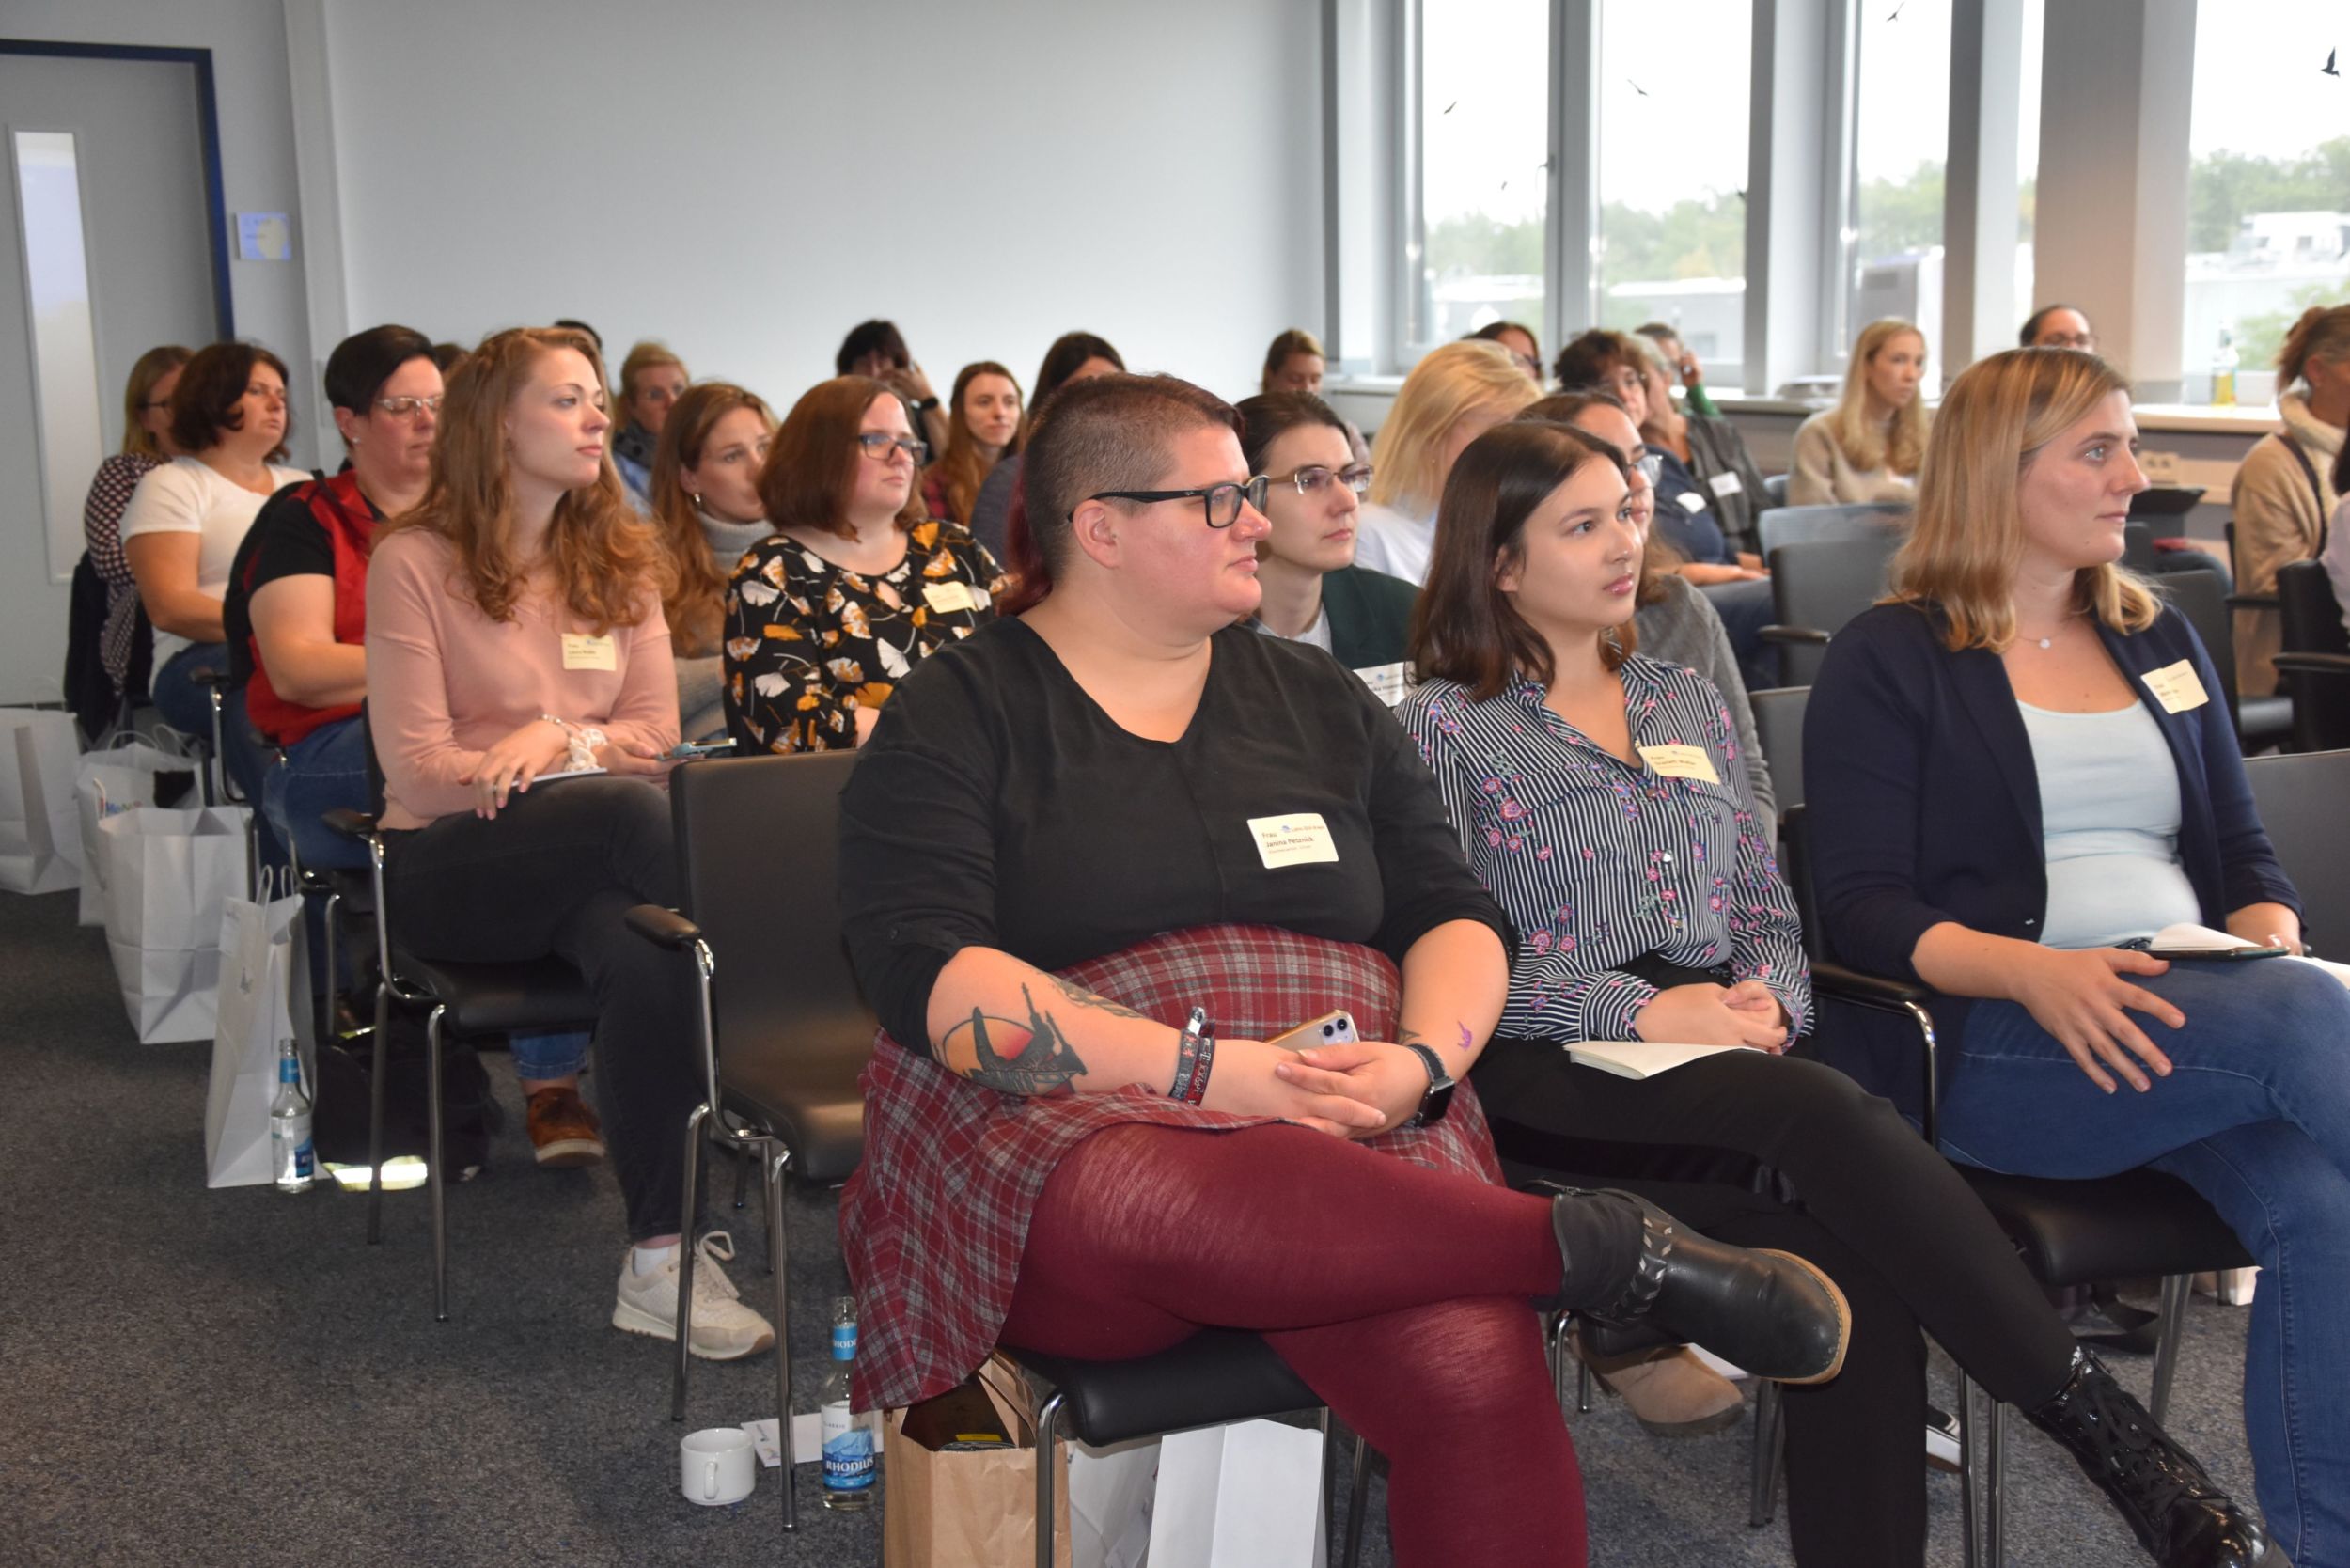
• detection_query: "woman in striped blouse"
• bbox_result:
[1397,421,2260,1568]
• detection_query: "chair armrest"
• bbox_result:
[190,666,227,688]
[626,903,705,950]
[2272,652,2350,676]
[1758,624,1831,648]
[2227,592,2280,612]
[322,808,378,842]
[1810,958,1932,1009]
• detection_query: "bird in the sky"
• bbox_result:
[1442,100,1458,114]
[1627,78,1650,97]
[2325,48,2340,76]
[1888,3,1905,20]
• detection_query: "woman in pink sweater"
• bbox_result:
[366,326,774,1360]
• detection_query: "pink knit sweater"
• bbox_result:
[365,529,679,829]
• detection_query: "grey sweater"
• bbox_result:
[1634,573,1778,840]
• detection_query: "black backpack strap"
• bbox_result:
[2281,435,2328,553]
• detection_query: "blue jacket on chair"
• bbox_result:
[1801,597,2300,1115]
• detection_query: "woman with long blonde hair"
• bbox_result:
[649,381,775,739]
[1809,345,2332,1562]
[1355,339,1540,584]
[366,325,776,1360]
[1788,318,1929,505]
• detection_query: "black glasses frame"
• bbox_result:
[1083,475,1271,529]
[854,431,925,462]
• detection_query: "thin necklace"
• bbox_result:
[2019,608,2083,650]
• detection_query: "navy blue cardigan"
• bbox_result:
[1802,598,2301,1112]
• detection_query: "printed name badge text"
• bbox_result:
[1706,471,1744,499]
[1355,661,1413,707]
[922,580,976,614]
[1248,813,1340,869]
[1637,744,1721,784]
[560,633,618,671]
[2140,660,2210,714]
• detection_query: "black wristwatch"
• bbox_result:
[1400,1043,1456,1126]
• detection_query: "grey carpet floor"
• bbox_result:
[0,885,2264,1566]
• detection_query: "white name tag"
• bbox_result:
[1355,661,1412,707]
[560,633,617,671]
[1706,471,1744,499]
[1674,490,1709,514]
[1248,813,1340,869]
[1637,743,1721,784]
[2141,659,2211,714]
[921,580,976,614]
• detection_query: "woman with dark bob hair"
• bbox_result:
[120,341,309,747]
[835,370,1851,1568]
[1401,417,2263,1566]
[721,375,1002,753]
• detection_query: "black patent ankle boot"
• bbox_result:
[2024,1348,2268,1567]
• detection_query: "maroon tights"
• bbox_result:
[1000,1122,1585,1568]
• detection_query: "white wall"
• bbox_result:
[315,0,1325,414]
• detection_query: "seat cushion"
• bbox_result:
[1958,1166,2252,1287]
[394,949,598,1037]
[2238,694,2295,748]
[722,1025,870,1184]
[1000,1329,1322,1448]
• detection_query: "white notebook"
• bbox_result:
[2146,923,2350,988]
[1565,1040,1747,1080]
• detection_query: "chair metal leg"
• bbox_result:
[426,1003,449,1323]
[766,1142,797,1533]
[365,974,390,1245]
[1985,1395,2007,1567]
[1545,1312,1573,1416]
[733,1144,751,1211]
[321,888,341,1048]
[1957,1371,1981,1568]
[1034,1391,1067,1568]
[670,1102,712,1422]
[1748,1378,1784,1527]
[2150,1272,2192,1427]
[1576,1348,1594,1415]
[1340,1427,1371,1568]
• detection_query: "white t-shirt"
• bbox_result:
[1353,500,1437,587]
[118,456,308,664]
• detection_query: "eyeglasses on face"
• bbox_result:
[375,394,444,418]
[1262,463,1373,497]
[854,432,924,462]
[1084,475,1272,529]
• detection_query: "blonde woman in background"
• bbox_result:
[611,340,688,509]
[649,382,776,741]
[2231,304,2350,697]
[1355,339,1541,584]
[1789,318,1929,505]
[83,344,193,709]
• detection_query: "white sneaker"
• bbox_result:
[612,1231,777,1361]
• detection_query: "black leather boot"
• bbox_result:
[1538,1184,1851,1386]
[2024,1347,2268,1567]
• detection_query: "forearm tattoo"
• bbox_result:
[941,983,1090,1096]
[1044,973,1151,1021]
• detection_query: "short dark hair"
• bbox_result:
[1551,329,1650,393]
[1633,322,1681,345]
[1002,373,1237,616]
[2019,303,2091,348]
[1465,320,1542,361]
[835,319,911,377]
[552,318,603,353]
[169,341,292,459]
[1410,420,1630,698]
[1234,391,1348,476]
[322,324,434,415]
[1520,390,1632,427]
[1033,332,1125,409]
[431,341,470,376]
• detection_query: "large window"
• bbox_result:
[1414,0,1549,351]
[1845,0,1950,377]
[2182,0,2350,405]
[1594,0,1750,389]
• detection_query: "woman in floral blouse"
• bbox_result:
[722,376,1005,752]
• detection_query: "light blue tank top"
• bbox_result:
[2017,699,2202,949]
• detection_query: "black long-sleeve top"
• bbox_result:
[838,617,1514,1054]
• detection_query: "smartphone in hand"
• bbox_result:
[665,738,739,760]
[1267,1010,1361,1051]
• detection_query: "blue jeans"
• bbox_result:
[1938,960,2350,1564]
[149,642,229,746]
[262,715,590,1081]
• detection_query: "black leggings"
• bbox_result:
[384,777,697,1242]
[1472,1043,2077,1568]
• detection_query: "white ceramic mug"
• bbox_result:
[681,1427,757,1507]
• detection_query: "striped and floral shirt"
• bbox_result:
[1397,654,1811,1044]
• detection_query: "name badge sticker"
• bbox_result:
[2141,659,2211,714]
[1706,471,1744,499]
[1355,661,1412,707]
[922,580,977,614]
[560,633,618,671]
[1248,813,1340,870]
[1637,743,1722,784]
[1674,491,1709,514]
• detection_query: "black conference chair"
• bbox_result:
[1754,688,2256,1567]
[2273,559,2350,750]
[1762,472,1790,507]
[624,750,874,1532]
[324,709,598,1322]
[1759,531,1904,687]
[2154,568,2295,751]
[2246,748,2350,953]
[1753,500,1909,557]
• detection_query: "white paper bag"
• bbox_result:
[206,868,313,1186]
[1070,1438,1160,1568]
[0,709,83,893]
[1147,1420,1326,1568]
[100,804,250,1043]
[74,736,196,925]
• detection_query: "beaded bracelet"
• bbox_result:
[1170,1006,1215,1105]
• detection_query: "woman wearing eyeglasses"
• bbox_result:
[1235,393,1415,678]
[721,377,1005,753]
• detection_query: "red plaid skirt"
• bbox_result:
[841,923,1506,1410]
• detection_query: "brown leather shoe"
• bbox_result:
[526,1086,606,1168]
[1579,1337,1746,1438]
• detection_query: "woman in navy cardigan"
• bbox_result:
[1810,346,2350,1565]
